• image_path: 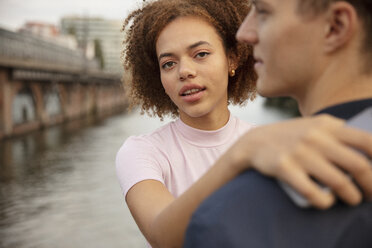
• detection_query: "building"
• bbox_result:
[19,21,78,50]
[19,22,59,38]
[60,17,124,75]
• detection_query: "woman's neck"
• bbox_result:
[179,108,230,131]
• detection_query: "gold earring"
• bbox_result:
[230,69,235,77]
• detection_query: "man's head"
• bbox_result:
[237,0,372,115]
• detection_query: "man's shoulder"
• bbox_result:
[185,170,372,248]
[347,106,372,131]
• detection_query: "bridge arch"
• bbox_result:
[43,83,62,118]
[12,86,37,125]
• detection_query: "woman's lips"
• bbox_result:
[181,88,206,103]
[179,85,206,103]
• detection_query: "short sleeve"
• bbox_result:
[115,136,167,197]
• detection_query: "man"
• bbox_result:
[184,0,372,247]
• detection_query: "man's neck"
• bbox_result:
[297,62,372,116]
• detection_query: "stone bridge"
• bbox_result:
[0,28,127,139]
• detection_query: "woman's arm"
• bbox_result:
[126,115,372,248]
[126,151,244,248]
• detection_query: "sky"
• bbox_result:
[0,0,144,30]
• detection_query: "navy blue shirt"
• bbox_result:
[184,99,372,248]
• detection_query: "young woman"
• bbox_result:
[117,1,256,245]
[116,0,372,247]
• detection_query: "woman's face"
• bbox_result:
[156,16,233,127]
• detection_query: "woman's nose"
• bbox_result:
[179,59,196,81]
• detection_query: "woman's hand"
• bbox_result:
[227,114,372,209]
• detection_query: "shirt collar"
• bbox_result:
[315,98,372,120]
[174,113,237,147]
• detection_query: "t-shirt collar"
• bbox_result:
[314,98,372,119]
[174,113,237,147]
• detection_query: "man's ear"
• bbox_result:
[323,2,358,53]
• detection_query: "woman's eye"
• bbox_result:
[162,61,175,69]
[195,52,210,58]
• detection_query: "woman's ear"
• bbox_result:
[323,1,358,53]
[227,50,239,72]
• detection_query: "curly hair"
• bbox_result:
[122,0,257,119]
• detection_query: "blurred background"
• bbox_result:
[0,1,298,247]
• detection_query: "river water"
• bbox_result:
[0,97,294,248]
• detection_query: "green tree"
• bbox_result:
[67,26,76,36]
[94,39,104,69]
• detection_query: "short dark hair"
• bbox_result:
[298,0,372,71]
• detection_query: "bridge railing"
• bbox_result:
[0,27,99,71]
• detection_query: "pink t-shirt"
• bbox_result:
[116,115,254,198]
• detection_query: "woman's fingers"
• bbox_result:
[299,129,371,204]
[248,115,372,208]
[297,146,362,206]
[277,156,335,209]
[334,126,372,198]
[336,126,372,159]
[276,126,371,207]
